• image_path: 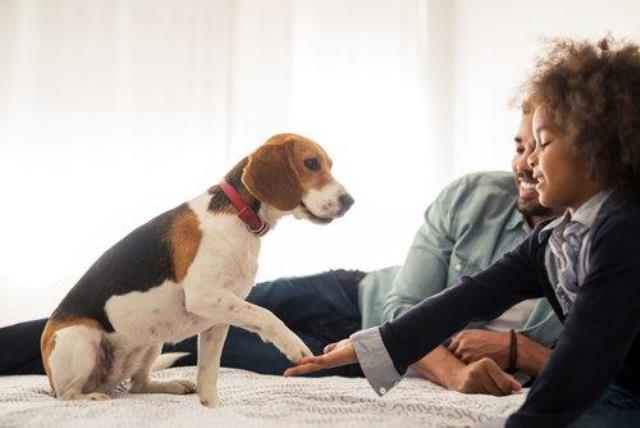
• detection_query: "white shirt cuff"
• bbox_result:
[350,327,402,397]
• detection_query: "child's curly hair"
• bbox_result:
[524,35,640,200]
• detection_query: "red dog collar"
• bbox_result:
[219,180,270,236]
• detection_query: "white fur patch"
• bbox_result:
[301,180,347,218]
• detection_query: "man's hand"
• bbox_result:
[448,329,510,369]
[447,358,521,396]
[283,339,357,377]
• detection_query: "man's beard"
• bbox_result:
[515,173,554,218]
[516,197,554,218]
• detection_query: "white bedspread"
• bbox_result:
[0,367,526,427]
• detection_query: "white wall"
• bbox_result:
[0,0,436,326]
[1,0,640,326]
[448,0,640,177]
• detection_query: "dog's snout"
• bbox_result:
[339,193,354,213]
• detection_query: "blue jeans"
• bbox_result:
[569,383,640,428]
[163,269,365,377]
[0,270,365,378]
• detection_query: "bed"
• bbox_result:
[0,367,525,427]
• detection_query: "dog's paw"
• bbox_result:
[199,391,218,408]
[277,333,314,363]
[170,379,197,394]
[132,379,197,395]
[79,392,110,401]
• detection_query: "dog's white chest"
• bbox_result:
[104,211,261,344]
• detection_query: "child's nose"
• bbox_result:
[527,148,539,168]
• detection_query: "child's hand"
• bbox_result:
[283,339,357,376]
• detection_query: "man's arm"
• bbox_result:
[448,329,551,377]
[381,179,459,322]
[412,345,521,395]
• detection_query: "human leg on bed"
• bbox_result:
[0,318,48,375]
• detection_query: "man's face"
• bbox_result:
[511,113,553,218]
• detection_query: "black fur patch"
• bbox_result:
[51,204,190,332]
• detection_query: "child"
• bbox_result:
[285,36,640,428]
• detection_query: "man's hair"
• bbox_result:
[524,35,640,201]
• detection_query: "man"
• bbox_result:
[0,109,562,395]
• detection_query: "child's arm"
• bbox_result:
[379,236,544,375]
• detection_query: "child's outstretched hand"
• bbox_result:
[283,339,357,376]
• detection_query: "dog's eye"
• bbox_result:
[304,158,321,171]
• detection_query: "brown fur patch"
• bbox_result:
[242,137,303,211]
[242,133,336,210]
[289,138,335,191]
[169,207,202,283]
[40,317,103,393]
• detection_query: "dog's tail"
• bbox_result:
[150,352,190,372]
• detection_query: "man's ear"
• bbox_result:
[242,140,303,211]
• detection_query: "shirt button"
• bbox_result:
[379,387,386,395]
[455,263,462,271]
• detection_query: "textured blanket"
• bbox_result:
[0,367,525,427]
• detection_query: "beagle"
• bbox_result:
[40,133,353,407]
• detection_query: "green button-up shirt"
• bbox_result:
[358,171,562,347]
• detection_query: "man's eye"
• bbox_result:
[304,158,320,171]
[516,147,525,154]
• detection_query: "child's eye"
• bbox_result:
[540,140,552,149]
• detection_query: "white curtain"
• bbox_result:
[0,0,445,326]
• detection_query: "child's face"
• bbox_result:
[529,108,599,211]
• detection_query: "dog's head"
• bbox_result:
[242,133,353,224]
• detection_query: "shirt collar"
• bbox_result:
[570,189,612,227]
[506,204,527,232]
[538,189,612,242]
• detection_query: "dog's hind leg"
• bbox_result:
[129,344,196,395]
[196,324,229,407]
[48,325,109,401]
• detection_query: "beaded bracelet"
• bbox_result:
[508,329,518,372]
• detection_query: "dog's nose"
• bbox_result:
[338,193,354,213]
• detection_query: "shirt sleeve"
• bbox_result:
[350,327,402,396]
[506,218,640,427]
[381,180,457,322]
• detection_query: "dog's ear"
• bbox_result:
[242,139,303,211]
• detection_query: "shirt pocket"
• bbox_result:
[447,253,484,287]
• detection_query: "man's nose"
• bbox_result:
[338,193,355,214]
[517,153,533,172]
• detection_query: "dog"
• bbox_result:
[40,133,354,407]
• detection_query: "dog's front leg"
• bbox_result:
[196,325,229,407]
[185,288,313,364]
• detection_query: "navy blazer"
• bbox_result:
[379,194,640,428]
